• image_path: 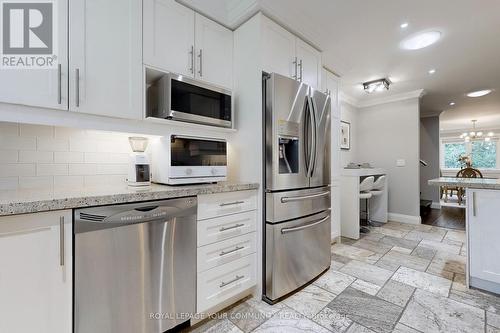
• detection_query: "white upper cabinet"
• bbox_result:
[0,0,68,110]
[261,16,296,79]
[296,39,321,89]
[260,16,322,89]
[69,0,142,119]
[143,0,195,77]
[323,69,340,119]
[195,14,233,89]
[0,210,72,333]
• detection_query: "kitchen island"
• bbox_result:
[429,177,500,295]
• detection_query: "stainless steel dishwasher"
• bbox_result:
[74,197,197,333]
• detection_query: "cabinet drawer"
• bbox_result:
[198,232,256,272]
[198,190,257,220]
[197,254,256,313]
[198,210,256,247]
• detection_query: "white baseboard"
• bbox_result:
[431,202,441,209]
[388,213,422,225]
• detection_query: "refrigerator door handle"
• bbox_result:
[307,95,317,177]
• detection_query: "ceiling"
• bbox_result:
[180,0,500,121]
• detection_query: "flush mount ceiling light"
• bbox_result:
[467,89,492,97]
[400,31,441,50]
[449,102,455,106]
[363,78,390,93]
[400,22,409,29]
[428,69,436,75]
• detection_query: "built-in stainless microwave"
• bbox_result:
[148,73,232,128]
[152,135,228,185]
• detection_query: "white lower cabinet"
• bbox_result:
[468,189,500,289]
[0,210,72,333]
[197,191,257,313]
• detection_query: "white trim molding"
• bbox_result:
[388,212,422,225]
[339,89,425,109]
[357,89,425,108]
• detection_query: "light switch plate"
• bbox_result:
[396,159,406,167]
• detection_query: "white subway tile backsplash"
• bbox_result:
[84,175,127,187]
[37,137,69,151]
[0,121,133,190]
[55,127,89,139]
[19,150,54,163]
[54,151,84,163]
[54,175,85,188]
[19,176,53,189]
[69,138,98,152]
[0,122,19,136]
[20,123,54,137]
[0,135,36,150]
[0,164,36,177]
[69,163,98,176]
[0,177,18,190]
[0,150,18,163]
[37,164,69,176]
[96,164,128,175]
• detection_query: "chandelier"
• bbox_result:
[460,120,495,142]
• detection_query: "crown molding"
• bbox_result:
[339,92,360,107]
[357,89,426,108]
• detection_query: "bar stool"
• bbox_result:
[359,176,375,233]
[368,175,386,224]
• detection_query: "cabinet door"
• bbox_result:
[326,71,340,119]
[69,0,142,119]
[143,0,195,77]
[194,14,233,89]
[261,16,296,79]
[468,189,500,284]
[0,0,68,110]
[296,38,321,89]
[0,210,72,333]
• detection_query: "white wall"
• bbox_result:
[357,98,421,220]
[340,100,358,168]
[420,116,440,204]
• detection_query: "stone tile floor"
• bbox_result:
[183,222,500,333]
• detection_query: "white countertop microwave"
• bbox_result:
[148,73,232,128]
[152,135,227,185]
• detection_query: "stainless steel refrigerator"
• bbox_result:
[263,73,332,303]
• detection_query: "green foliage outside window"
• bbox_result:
[444,143,466,168]
[471,141,496,169]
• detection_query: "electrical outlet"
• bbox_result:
[396,159,406,167]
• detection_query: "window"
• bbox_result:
[471,141,496,169]
[444,143,466,168]
[442,140,498,169]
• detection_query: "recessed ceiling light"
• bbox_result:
[428,69,436,74]
[400,22,409,29]
[400,31,441,50]
[467,89,492,97]
[449,102,455,106]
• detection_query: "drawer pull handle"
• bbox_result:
[281,191,330,203]
[220,275,244,288]
[281,215,330,234]
[220,200,245,207]
[219,246,244,256]
[219,223,245,232]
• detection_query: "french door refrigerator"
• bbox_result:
[263,72,332,303]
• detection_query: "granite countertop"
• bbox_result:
[0,182,260,217]
[428,177,500,190]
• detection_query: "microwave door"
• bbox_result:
[265,73,310,191]
[309,89,331,188]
